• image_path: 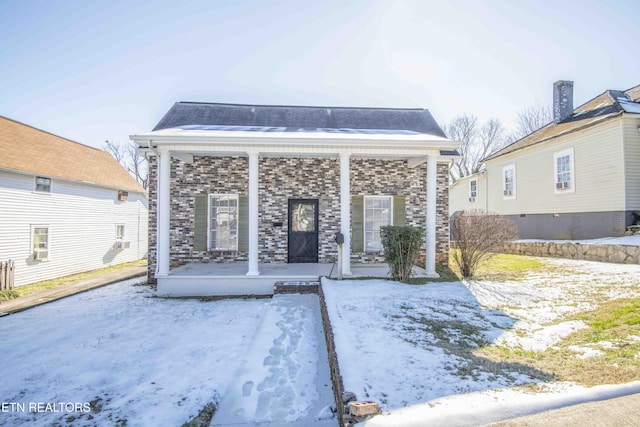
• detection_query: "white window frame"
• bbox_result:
[208,194,239,251]
[364,195,393,252]
[502,164,516,200]
[31,225,49,261]
[554,148,575,194]
[116,224,126,241]
[469,178,478,203]
[35,176,51,193]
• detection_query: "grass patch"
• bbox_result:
[0,289,20,302]
[0,260,147,299]
[477,297,640,386]
[449,251,547,281]
[182,402,217,427]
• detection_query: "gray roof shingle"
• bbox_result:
[153,102,446,137]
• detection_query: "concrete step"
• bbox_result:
[273,280,320,294]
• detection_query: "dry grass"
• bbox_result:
[0,260,147,301]
[476,297,640,386]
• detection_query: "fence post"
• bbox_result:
[0,260,15,290]
[8,260,14,290]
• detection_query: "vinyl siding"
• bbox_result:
[623,116,640,210]
[449,174,487,213]
[486,119,625,215]
[0,170,148,286]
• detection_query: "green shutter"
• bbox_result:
[194,194,208,251]
[238,195,249,252]
[393,195,406,226]
[351,195,364,252]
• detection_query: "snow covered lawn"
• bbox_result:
[322,257,640,425]
[0,278,269,426]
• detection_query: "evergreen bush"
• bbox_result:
[380,225,424,283]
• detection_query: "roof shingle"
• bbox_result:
[152,102,447,137]
[485,84,640,161]
[0,116,145,193]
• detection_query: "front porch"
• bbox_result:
[156,262,433,296]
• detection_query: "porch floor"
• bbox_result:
[159,262,433,297]
[169,262,394,278]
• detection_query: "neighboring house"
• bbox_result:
[450,81,640,239]
[131,102,459,295]
[0,116,148,287]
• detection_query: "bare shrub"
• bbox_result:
[451,209,518,277]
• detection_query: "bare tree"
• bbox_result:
[511,102,553,140]
[104,140,149,189]
[445,115,508,182]
[450,209,518,277]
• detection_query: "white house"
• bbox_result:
[450,81,640,239]
[131,102,459,296]
[0,116,148,286]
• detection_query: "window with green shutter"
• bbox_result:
[193,194,208,251]
[351,195,364,252]
[351,195,406,252]
[238,195,248,252]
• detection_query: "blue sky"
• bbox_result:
[0,0,638,148]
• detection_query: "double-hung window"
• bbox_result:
[469,179,477,202]
[364,196,392,251]
[116,225,125,241]
[32,225,49,261]
[554,148,574,193]
[209,194,238,250]
[503,165,516,199]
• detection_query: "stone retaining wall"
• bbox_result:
[498,241,640,264]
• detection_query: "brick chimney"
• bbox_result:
[553,80,574,123]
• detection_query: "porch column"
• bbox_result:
[339,152,352,275]
[156,148,171,276]
[425,154,438,277]
[247,152,260,276]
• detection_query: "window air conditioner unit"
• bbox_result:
[556,182,570,190]
[115,241,130,250]
[118,191,128,201]
[503,190,512,196]
[34,249,48,261]
[469,197,476,202]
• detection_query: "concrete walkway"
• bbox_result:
[211,293,336,426]
[0,265,147,315]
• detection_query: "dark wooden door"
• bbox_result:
[288,199,319,263]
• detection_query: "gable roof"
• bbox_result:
[0,116,145,193]
[152,102,447,138]
[485,84,640,162]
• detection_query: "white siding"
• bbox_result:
[623,116,640,210]
[485,119,625,215]
[449,174,488,213]
[0,170,148,286]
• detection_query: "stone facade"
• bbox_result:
[498,241,640,264]
[435,163,451,266]
[146,155,451,282]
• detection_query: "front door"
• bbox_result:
[288,199,319,263]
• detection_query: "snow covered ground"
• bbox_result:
[322,257,640,426]
[2,255,639,426]
[0,279,334,426]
